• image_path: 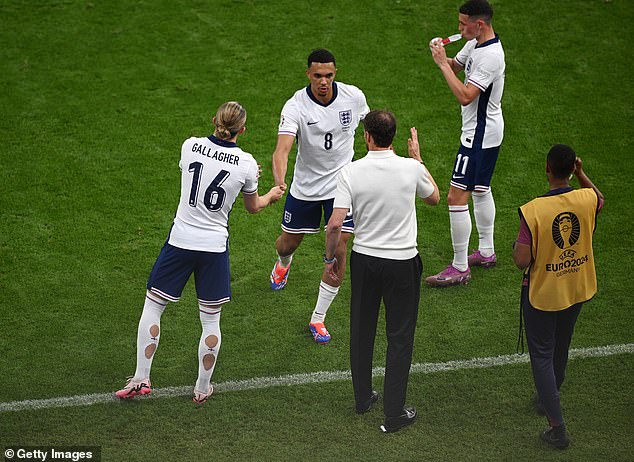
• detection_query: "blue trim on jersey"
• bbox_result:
[305,81,339,107]
[473,83,493,149]
[208,134,238,148]
[475,33,500,49]
[541,187,574,197]
[165,222,175,242]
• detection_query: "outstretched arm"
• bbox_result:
[272,134,296,189]
[243,185,285,214]
[324,207,348,282]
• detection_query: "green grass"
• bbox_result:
[1,0,633,460]
[2,355,632,461]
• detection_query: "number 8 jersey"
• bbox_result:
[168,135,259,253]
[278,82,369,201]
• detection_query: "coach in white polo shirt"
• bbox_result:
[324,110,439,433]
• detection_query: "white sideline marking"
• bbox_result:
[1,343,632,413]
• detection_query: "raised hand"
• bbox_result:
[408,127,422,163]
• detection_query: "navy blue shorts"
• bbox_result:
[449,144,500,192]
[146,242,231,306]
[281,192,354,234]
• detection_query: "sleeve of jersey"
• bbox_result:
[332,168,352,211]
[415,163,435,199]
[453,42,471,68]
[278,100,299,137]
[467,54,500,92]
[358,90,370,120]
[179,138,193,170]
[242,157,259,195]
[516,215,532,245]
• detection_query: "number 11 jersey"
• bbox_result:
[168,135,259,253]
[278,81,369,201]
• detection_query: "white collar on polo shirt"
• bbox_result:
[366,150,395,158]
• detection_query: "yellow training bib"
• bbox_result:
[519,188,598,311]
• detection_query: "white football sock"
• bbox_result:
[195,306,222,394]
[278,253,293,268]
[472,189,496,257]
[133,291,167,381]
[449,205,471,272]
[310,281,339,324]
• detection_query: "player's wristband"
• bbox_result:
[323,254,336,264]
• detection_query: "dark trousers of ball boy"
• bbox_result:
[522,284,583,425]
[349,250,423,417]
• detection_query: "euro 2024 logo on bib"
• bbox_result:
[552,211,580,260]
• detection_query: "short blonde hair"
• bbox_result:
[214,101,247,139]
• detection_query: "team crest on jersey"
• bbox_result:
[279,115,286,129]
[466,58,473,74]
[339,110,352,126]
[284,210,292,224]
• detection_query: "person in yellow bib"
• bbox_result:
[513,144,603,449]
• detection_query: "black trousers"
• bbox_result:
[522,285,582,425]
[349,250,422,417]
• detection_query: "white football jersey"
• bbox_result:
[168,135,259,252]
[278,81,369,201]
[454,35,505,149]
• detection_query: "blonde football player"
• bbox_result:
[116,102,284,404]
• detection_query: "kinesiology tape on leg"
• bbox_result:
[133,291,167,380]
[195,306,222,394]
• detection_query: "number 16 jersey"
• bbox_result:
[278,81,369,201]
[168,135,259,253]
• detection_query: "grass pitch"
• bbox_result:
[1,0,632,460]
